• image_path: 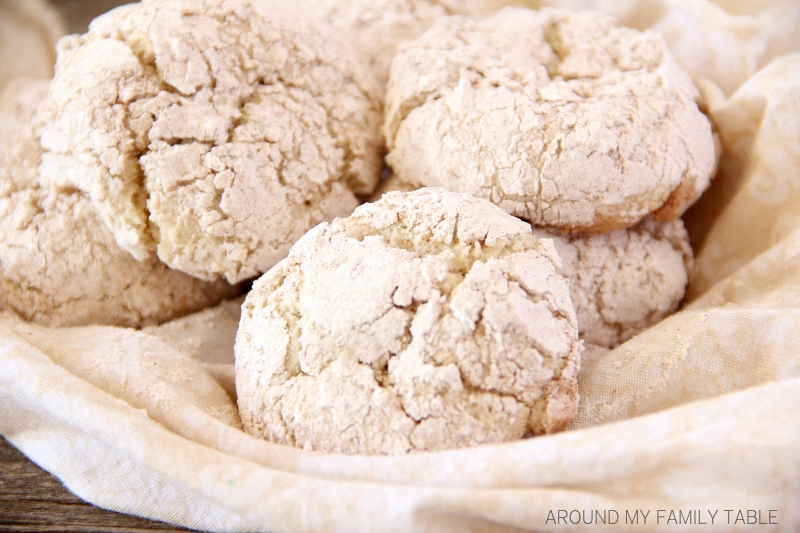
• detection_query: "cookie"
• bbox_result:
[0,79,238,328]
[384,7,716,233]
[254,0,453,97]
[41,0,383,283]
[534,217,693,348]
[236,187,582,455]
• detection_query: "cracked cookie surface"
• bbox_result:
[41,0,383,283]
[384,7,716,233]
[252,0,507,98]
[0,79,238,327]
[252,0,450,98]
[371,180,694,347]
[534,218,693,348]
[235,188,582,455]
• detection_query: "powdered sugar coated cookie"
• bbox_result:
[385,7,716,233]
[41,0,383,283]
[534,217,693,348]
[0,79,238,327]
[236,188,582,455]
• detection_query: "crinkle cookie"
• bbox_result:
[384,7,716,233]
[0,0,64,93]
[236,188,582,455]
[253,0,449,96]
[533,217,693,348]
[251,0,520,98]
[0,80,238,328]
[41,0,383,283]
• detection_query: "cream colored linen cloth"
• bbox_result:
[2,1,800,531]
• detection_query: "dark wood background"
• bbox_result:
[0,437,194,532]
[50,0,132,34]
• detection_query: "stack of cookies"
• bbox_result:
[236,7,716,454]
[380,7,715,350]
[0,0,717,455]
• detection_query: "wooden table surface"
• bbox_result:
[0,437,194,533]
